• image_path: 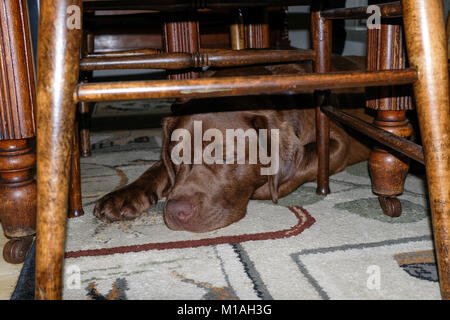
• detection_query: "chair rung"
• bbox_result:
[75,69,418,102]
[79,49,315,71]
[321,105,424,164]
[321,1,402,20]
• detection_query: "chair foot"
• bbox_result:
[68,209,85,219]
[316,185,331,196]
[3,236,34,264]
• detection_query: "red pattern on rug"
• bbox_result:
[65,206,315,259]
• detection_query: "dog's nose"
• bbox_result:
[166,199,195,222]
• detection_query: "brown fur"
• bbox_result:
[94,59,372,232]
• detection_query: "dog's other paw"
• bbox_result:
[93,187,157,223]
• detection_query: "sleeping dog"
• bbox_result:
[94,59,372,232]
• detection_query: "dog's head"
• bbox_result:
[158,59,366,232]
[160,107,305,233]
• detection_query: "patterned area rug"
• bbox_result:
[58,117,440,300]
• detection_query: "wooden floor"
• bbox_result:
[0,225,23,300]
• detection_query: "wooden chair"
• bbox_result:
[67,5,293,218]
[77,6,291,157]
[28,0,450,300]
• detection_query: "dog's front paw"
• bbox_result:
[93,187,157,223]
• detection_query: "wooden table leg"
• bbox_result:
[403,0,450,300]
[366,22,414,218]
[35,0,83,300]
[311,6,332,196]
[0,0,37,264]
[0,139,36,264]
[369,111,412,218]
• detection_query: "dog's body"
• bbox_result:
[94,59,372,232]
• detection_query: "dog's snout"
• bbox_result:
[166,199,195,222]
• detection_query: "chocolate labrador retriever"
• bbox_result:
[94,59,372,232]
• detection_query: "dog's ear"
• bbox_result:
[250,114,279,204]
[162,117,178,186]
[250,112,302,204]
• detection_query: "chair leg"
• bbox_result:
[79,101,91,157]
[403,0,450,300]
[79,31,94,158]
[311,7,332,196]
[369,110,413,218]
[68,122,84,219]
[35,0,83,300]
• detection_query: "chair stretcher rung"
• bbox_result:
[321,105,424,164]
[321,1,402,20]
[74,69,418,102]
[79,49,315,71]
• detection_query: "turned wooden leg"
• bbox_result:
[403,0,450,300]
[366,20,413,218]
[369,111,413,217]
[68,123,84,219]
[0,140,36,264]
[311,6,332,196]
[35,0,83,300]
[0,0,37,264]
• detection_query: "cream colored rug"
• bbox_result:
[60,126,440,300]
